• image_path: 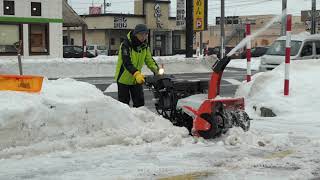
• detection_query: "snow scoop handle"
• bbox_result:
[14,40,23,75]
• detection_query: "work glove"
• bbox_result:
[133,71,145,84]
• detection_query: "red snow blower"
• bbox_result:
[183,57,250,138]
[146,57,250,139]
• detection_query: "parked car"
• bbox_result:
[239,46,269,58]
[87,45,108,56]
[252,46,269,57]
[259,33,320,71]
[63,45,96,58]
[207,46,243,59]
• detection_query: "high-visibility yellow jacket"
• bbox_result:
[114,31,158,85]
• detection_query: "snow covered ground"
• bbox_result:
[1,55,319,179]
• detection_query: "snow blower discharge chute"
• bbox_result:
[146,57,250,139]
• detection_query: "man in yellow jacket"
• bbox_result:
[114,24,159,107]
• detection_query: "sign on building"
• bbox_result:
[89,6,101,15]
[193,0,207,31]
[216,16,240,25]
[114,17,127,29]
[301,10,320,31]
[301,10,320,22]
[176,0,185,27]
[154,3,162,28]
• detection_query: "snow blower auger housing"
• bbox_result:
[145,57,250,139]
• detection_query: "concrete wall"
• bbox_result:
[87,30,106,46]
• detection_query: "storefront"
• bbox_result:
[0,0,84,59]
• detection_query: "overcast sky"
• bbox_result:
[68,0,320,25]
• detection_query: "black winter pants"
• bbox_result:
[117,82,144,108]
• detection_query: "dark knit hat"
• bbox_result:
[133,24,148,35]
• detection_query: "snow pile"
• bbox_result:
[0,55,213,78]
[227,57,261,70]
[0,56,117,78]
[0,78,189,158]
[236,59,320,117]
[1,56,320,179]
[235,59,320,138]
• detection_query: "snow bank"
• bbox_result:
[236,60,320,117]
[227,57,261,70]
[0,79,189,158]
[235,60,320,138]
[0,55,214,78]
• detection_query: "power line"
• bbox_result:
[208,0,272,9]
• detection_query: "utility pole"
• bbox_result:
[311,0,317,34]
[200,32,203,55]
[104,0,106,14]
[220,0,225,59]
[186,0,194,58]
[281,0,287,36]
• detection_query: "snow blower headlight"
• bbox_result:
[158,68,164,75]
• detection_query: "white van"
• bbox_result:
[259,33,320,71]
[87,45,108,56]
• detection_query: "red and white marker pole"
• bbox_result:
[246,23,251,82]
[284,14,292,96]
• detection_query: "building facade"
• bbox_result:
[199,15,306,50]
[64,0,307,56]
[64,0,186,56]
[0,0,65,58]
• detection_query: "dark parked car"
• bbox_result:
[251,46,269,57]
[207,46,242,59]
[63,45,96,58]
[240,46,269,58]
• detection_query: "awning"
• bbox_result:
[63,0,86,27]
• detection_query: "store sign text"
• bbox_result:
[114,17,127,29]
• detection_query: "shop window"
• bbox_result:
[31,2,41,16]
[63,36,68,45]
[0,24,23,55]
[173,35,181,49]
[4,1,15,15]
[110,38,115,45]
[29,24,49,55]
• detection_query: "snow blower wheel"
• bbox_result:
[197,113,223,139]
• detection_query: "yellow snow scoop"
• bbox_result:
[0,41,44,93]
[0,75,44,92]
